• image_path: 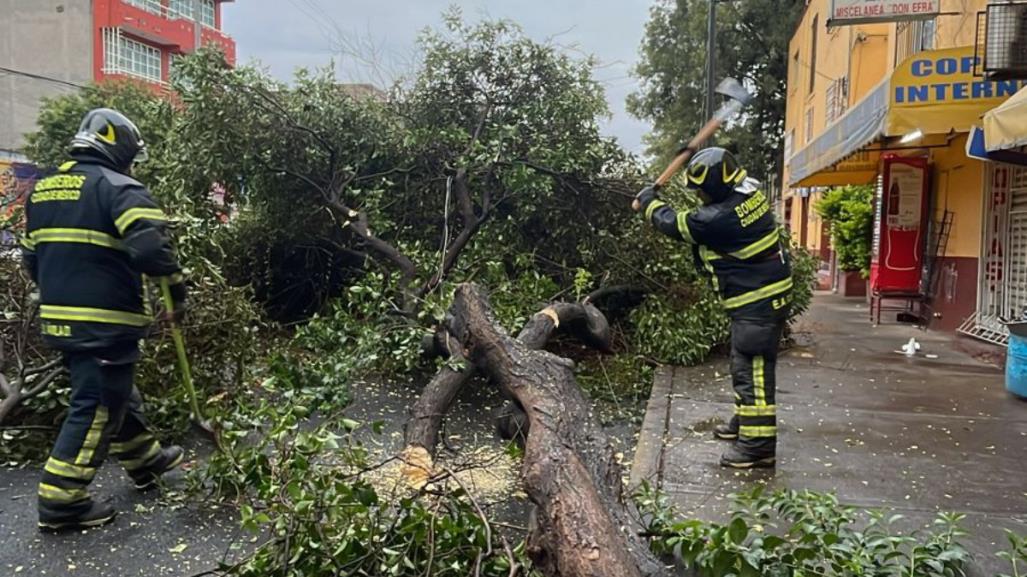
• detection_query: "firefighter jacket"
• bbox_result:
[638,179,792,321]
[21,156,185,351]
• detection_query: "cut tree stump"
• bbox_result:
[404,283,670,577]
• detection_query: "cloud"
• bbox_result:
[221,0,652,153]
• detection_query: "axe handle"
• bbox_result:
[655,116,725,187]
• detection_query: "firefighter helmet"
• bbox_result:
[684,147,746,203]
[70,108,148,172]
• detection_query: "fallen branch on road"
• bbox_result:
[404,283,672,577]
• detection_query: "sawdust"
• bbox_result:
[362,444,522,504]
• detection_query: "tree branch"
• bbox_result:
[22,364,63,397]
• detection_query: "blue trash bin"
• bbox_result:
[1006,329,1027,399]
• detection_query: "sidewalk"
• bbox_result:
[631,292,1027,576]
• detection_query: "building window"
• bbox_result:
[919,19,935,51]
[805,107,814,144]
[784,129,795,160]
[124,0,162,16]
[809,14,819,93]
[168,0,192,19]
[199,0,216,28]
[104,30,162,83]
[791,50,800,93]
[825,77,848,124]
[167,0,216,29]
[896,19,936,63]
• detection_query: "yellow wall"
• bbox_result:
[782,0,990,252]
[928,134,982,259]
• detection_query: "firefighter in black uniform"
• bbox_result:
[21,108,187,530]
[634,147,791,469]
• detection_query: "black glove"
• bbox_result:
[635,184,661,209]
[159,282,188,325]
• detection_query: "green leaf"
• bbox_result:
[729,517,750,544]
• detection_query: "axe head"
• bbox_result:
[715,77,754,107]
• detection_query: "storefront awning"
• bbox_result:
[983,86,1027,152]
[787,46,1027,187]
[787,79,888,187]
[966,126,1027,165]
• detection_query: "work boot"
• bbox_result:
[719,445,775,469]
[713,416,739,441]
[130,445,184,491]
[39,501,117,532]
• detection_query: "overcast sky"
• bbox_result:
[221,0,653,153]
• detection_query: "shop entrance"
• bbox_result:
[960,163,1027,345]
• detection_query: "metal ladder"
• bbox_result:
[918,210,954,327]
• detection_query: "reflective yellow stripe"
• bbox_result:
[115,207,166,235]
[729,229,780,260]
[58,161,78,172]
[676,212,695,243]
[44,457,96,481]
[700,245,721,262]
[120,442,161,471]
[644,199,666,221]
[30,228,124,250]
[687,163,709,185]
[736,404,776,417]
[38,483,88,503]
[20,236,36,250]
[699,246,720,291]
[754,355,766,406]
[739,425,777,438]
[41,305,151,327]
[722,277,793,310]
[74,406,109,466]
[111,433,155,455]
[156,272,185,286]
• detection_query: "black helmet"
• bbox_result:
[69,108,148,172]
[684,147,746,203]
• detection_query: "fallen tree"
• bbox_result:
[405,283,670,577]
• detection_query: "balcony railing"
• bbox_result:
[121,0,218,31]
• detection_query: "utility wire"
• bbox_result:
[0,66,84,89]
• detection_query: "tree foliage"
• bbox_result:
[9,11,818,452]
[815,185,875,276]
[629,0,804,188]
[639,484,973,577]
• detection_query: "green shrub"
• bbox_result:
[638,484,972,577]
[815,185,875,277]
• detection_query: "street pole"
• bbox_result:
[705,0,717,125]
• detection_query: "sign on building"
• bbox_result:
[829,0,939,26]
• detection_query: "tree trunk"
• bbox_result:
[404,299,611,455]
[404,331,474,457]
[426,284,670,577]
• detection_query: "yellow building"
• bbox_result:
[782,0,1027,338]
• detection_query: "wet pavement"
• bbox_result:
[631,293,1027,577]
[0,449,249,577]
[0,364,638,576]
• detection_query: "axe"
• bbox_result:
[633,77,754,210]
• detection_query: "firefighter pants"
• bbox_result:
[729,318,785,457]
[38,344,163,520]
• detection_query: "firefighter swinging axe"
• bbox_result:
[634,77,755,211]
